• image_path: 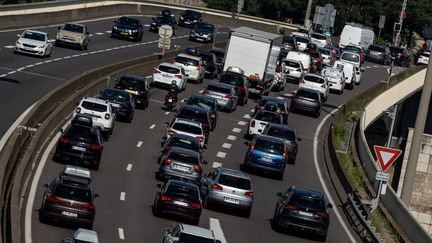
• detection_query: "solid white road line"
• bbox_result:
[118,228,125,240]
[222,143,232,149]
[216,151,227,158]
[209,218,227,243]
[126,163,133,171]
[232,128,241,133]
[313,105,357,242]
[120,192,126,201]
[149,124,156,129]
[237,121,247,126]
[137,141,143,147]
[212,162,223,168]
[227,135,237,141]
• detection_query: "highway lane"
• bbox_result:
[29,60,400,242]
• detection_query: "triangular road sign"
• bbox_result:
[373,145,402,172]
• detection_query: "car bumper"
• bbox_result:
[112,29,140,39]
[55,39,82,47]
[41,207,94,226]
[244,159,284,174]
[275,216,329,235]
[15,45,46,56]
[207,192,253,210]
[158,203,201,220]
[190,34,213,42]
[290,101,320,113]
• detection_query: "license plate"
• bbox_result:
[72,146,86,152]
[111,103,120,108]
[61,211,78,217]
[126,89,138,95]
[121,32,129,35]
[261,157,272,162]
[196,38,204,41]
[173,200,188,207]
[168,99,173,102]
[299,211,313,217]
[173,164,190,172]
[224,197,240,204]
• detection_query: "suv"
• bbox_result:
[96,88,135,123]
[273,186,333,241]
[40,166,98,229]
[111,16,143,42]
[163,224,217,242]
[262,124,300,164]
[366,44,391,64]
[173,54,206,84]
[390,46,411,67]
[219,72,249,105]
[153,62,188,91]
[53,114,104,170]
[114,74,151,109]
[55,22,90,50]
[200,167,254,217]
[176,104,212,141]
[189,22,215,43]
[290,87,322,118]
[202,82,238,112]
[73,97,115,140]
[186,94,218,129]
[299,73,329,102]
[165,118,205,147]
[178,10,202,28]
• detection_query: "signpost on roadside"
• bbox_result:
[378,15,386,40]
[155,25,173,56]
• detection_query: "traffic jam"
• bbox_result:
[15,7,415,243]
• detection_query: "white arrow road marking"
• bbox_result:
[118,228,125,240]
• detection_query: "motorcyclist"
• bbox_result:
[166,80,179,103]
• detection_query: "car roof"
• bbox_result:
[218,167,250,180]
[177,53,202,61]
[293,187,325,200]
[81,97,108,105]
[304,73,325,79]
[74,229,99,242]
[23,29,47,35]
[64,22,85,27]
[159,62,182,69]
[179,224,215,239]
[261,96,286,104]
[181,104,208,113]
[174,118,202,127]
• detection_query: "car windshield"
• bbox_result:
[199,53,214,62]
[175,56,199,66]
[295,37,309,43]
[254,138,284,154]
[296,89,319,100]
[310,52,320,58]
[64,126,98,143]
[118,76,145,90]
[311,34,326,40]
[368,45,384,52]
[297,28,309,34]
[178,233,214,243]
[159,65,180,74]
[290,194,325,211]
[170,137,200,150]
[255,111,281,123]
[282,36,294,44]
[178,108,208,123]
[117,18,139,27]
[168,151,199,164]
[184,10,199,17]
[219,74,244,86]
[22,31,46,41]
[63,24,84,33]
[283,60,300,68]
[218,174,251,190]
[195,23,214,31]
[100,90,128,101]
[172,122,202,135]
[266,127,296,141]
[341,53,360,63]
[81,101,107,112]
[303,75,325,84]
[53,185,92,202]
[207,84,230,94]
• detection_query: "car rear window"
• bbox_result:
[81,101,107,112]
[199,53,214,62]
[290,194,325,211]
[303,75,325,84]
[166,184,199,200]
[254,138,284,155]
[260,99,285,111]
[53,184,92,202]
[341,53,360,63]
[283,60,300,68]
[296,89,320,100]
[170,137,200,150]
[118,77,146,90]
[64,126,98,143]
[311,33,326,40]
[172,122,202,135]
[176,56,199,66]
[421,52,430,58]
[187,97,216,110]
[218,174,251,190]
[322,69,341,78]
[368,45,384,52]
[318,49,331,55]
[178,233,214,243]
[207,84,231,94]
[158,65,180,74]
[100,90,129,101]
[266,127,296,141]
[168,151,199,164]
[219,74,244,86]
[255,111,281,124]
[178,108,208,123]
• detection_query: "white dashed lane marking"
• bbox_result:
[232,128,241,133]
[118,228,125,240]
[3,45,14,49]
[120,192,126,201]
[222,143,232,149]
[126,164,132,171]
[212,162,222,168]
[227,135,237,141]
[237,121,247,126]
[136,141,143,147]
[164,111,170,115]
[243,114,251,119]
[216,151,227,158]
[95,32,104,35]
[149,124,156,129]
[105,30,112,33]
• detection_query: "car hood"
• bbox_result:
[115,24,139,30]
[18,37,46,46]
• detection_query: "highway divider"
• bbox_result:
[0,41,226,243]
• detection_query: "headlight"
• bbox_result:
[37,44,45,48]
[193,19,198,22]
[180,16,184,20]
[128,30,132,34]
[132,29,138,33]
[113,26,118,30]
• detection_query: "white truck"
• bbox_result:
[223,26,282,98]
[339,22,374,50]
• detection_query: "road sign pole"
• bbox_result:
[386,104,398,147]
[378,27,382,40]
[212,25,218,49]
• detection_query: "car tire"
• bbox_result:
[93,162,100,171]
[39,209,48,223]
[152,202,161,217]
[203,195,211,209]
[275,172,284,181]
[318,233,328,242]
[243,208,252,218]
[315,110,321,118]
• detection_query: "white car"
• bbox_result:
[61,228,99,243]
[354,65,362,85]
[248,109,283,136]
[321,67,345,94]
[73,97,115,140]
[417,51,429,65]
[173,54,206,84]
[163,224,216,243]
[299,73,329,101]
[318,48,334,67]
[282,59,304,83]
[14,30,53,57]
[153,62,188,91]
[165,118,205,147]
[310,33,329,48]
[333,60,356,90]
[293,36,310,51]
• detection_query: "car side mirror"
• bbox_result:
[361,67,365,72]
[59,128,64,133]
[17,34,21,38]
[58,26,61,30]
[327,202,333,208]
[276,192,283,197]
[95,193,100,198]
[43,183,49,188]
[114,20,117,23]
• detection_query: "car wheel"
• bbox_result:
[288,156,296,165]
[271,209,282,232]
[315,110,321,118]
[93,162,100,171]
[39,209,48,223]
[243,208,252,218]
[275,171,284,181]
[152,201,161,217]
[203,195,210,209]
[318,233,328,242]
[279,83,285,92]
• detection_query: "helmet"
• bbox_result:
[264,101,278,112]
[172,80,177,85]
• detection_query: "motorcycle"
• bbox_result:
[164,93,177,111]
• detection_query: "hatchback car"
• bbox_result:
[163,224,216,243]
[248,109,283,137]
[40,166,98,229]
[153,62,187,91]
[262,124,299,164]
[178,9,202,28]
[114,74,151,109]
[189,22,215,43]
[55,22,90,50]
[299,73,329,102]
[310,33,330,48]
[390,46,411,67]
[321,67,345,94]
[202,82,238,112]
[293,36,310,51]
[53,114,104,170]
[186,94,218,129]
[153,180,202,225]
[73,97,115,140]
[200,167,254,217]
[199,50,220,79]
[365,44,391,65]
[173,54,206,84]
[282,59,304,84]
[96,88,134,123]
[165,118,205,147]
[219,72,249,105]
[325,45,341,59]
[290,87,322,118]
[176,104,212,141]
[243,135,287,180]
[318,48,335,67]
[255,96,289,124]
[111,16,143,42]
[15,30,53,57]
[159,134,203,162]
[273,186,333,241]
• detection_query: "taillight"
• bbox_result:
[212,184,223,190]
[224,95,232,99]
[161,195,171,201]
[196,136,204,142]
[248,143,255,157]
[59,137,70,143]
[256,84,263,88]
[202,89,209,94]
[328,56,333,60]
[47,196,60,203]
[164,145,171,151]
[283,145,287,158]
[137,90,147,94]
[163,158,172,165]
[251,120,256,128]
[191,203,201,209]
[209,113,216,119]
[84,203,96,211]
[283,204,298,210]
[75,107,81,113]
[299,79,305,84]
[193,165,201,172]
[167,130,176,135]
[91,144,102,150]
[114,84,121,89]
[316,210,329,218]
[245,191,254,197]
[174,74,182,79]
[314,58,321,62]
[154,69,161,74]
[105,113,110,119]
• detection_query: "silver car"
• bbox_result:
[202,82,238,112]
[55,22,90,50]
[14,30,53,57]
[200,167,253,217]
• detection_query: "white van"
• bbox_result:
[286,51,311,73]
[339,23,374,50]
[333,60,356,90]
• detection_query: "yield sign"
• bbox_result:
[373,145,402,172]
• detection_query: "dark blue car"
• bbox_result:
[242,135,287,180]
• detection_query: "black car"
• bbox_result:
[189,22,215,43]
[273,186,332,241]
[281,36,296,55]
[53,114,104,170]
[176,104,212,140]
[178,9,202,28]
[153,179,202,225]
[255,96,289,124]
[390,46,411,67]
[159,133,204,162]
[219,72,249,106]
[210,47,225,64]
[40,167,98,229]
[150,15,177,35]
[262,124,300,164]
[114,74,151,109]
[96,88,135,123]
[199,50,220,79]
[289,88,322,118]
[111,16,143,42]
[186,94,218,129]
